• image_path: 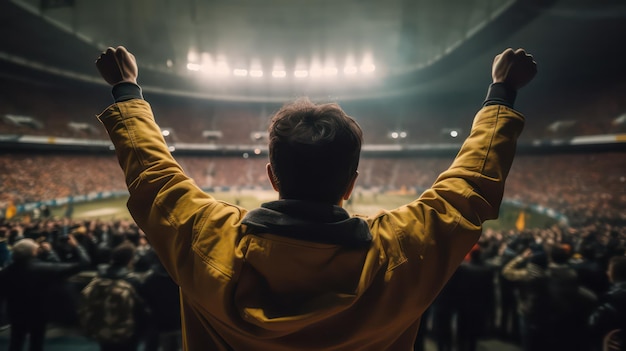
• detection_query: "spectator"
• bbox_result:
[80,241,148,351]
[544,244,597,351]
[456,247,496,351]
[502,247,549,351]
[0,235,90,351]
[139,251,182,351]
[94,46,535,350]
[430,269,461,351]
[503,244,596,351]
[589,256,626,351]
[572,244,610,296]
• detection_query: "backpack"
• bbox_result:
[78,277,138,343]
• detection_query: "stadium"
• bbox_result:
[0,0,625,350]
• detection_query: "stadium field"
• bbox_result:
[45,189,556,231]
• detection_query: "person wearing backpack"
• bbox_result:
[79,241,148,351]
[138,250,182,351]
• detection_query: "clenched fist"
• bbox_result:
[95,46,138,86]
[492,48,537,90]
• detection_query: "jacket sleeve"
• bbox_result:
[373,101,524,307]
[502,255,531,281]
[97,99,243,290]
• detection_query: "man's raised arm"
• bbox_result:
[94,47,239,291]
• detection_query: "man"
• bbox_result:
[0,235,90,351]
[456,247,496,351]
[95,46,536,350]
[138,250,182,351]
[589,256,626,351]
[503,245,596,351]
[80,241,147,351]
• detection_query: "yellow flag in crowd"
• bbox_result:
[515,210,526,231]
[5,201,17,220]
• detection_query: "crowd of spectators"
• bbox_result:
[0,154,125,205]
[0,217,181,351]
[2,152,623,227]
[417,224,626,351]
[0,149,624,350]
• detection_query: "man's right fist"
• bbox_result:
[492,48,537,90]
[95,46,138,86]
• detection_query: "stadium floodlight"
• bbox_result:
[294,69,309,78]
[360,63,376,73]
[186,63,201,71]
[250,69,264,78]
[187,49,199,63]
[309,66,323,78]
[233,69,248,77]
[441,128,462,138]
[250,131,269,141]
[215,62,230,76]
[323,67,338,77]
[272,70,287,78]
[343,66,358,75]
[389,131,407,139]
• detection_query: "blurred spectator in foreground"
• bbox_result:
[571,244,610,296]
[139,250,181,351]
[430,269,460,351]
[79,241,148,351]
[0,235,90,351]
[456,247,495,351]
[503,244,596,351]
[589,256,626,351]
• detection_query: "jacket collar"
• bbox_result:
[242,200,372,248]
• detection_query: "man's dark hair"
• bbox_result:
[609,256,626,283]
[110,241,136,267]
[268,98,363,203]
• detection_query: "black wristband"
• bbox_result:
[112,82,143,102]
[483,83,517,108]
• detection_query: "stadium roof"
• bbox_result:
[1,0,625,102]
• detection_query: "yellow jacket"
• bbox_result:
[98,98,524,351]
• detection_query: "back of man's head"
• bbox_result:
[268,98,363,204]
[11,238,38,264]
[110,241,136,267]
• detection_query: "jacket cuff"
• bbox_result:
[112,82,143,102]
[483,83,517,108]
